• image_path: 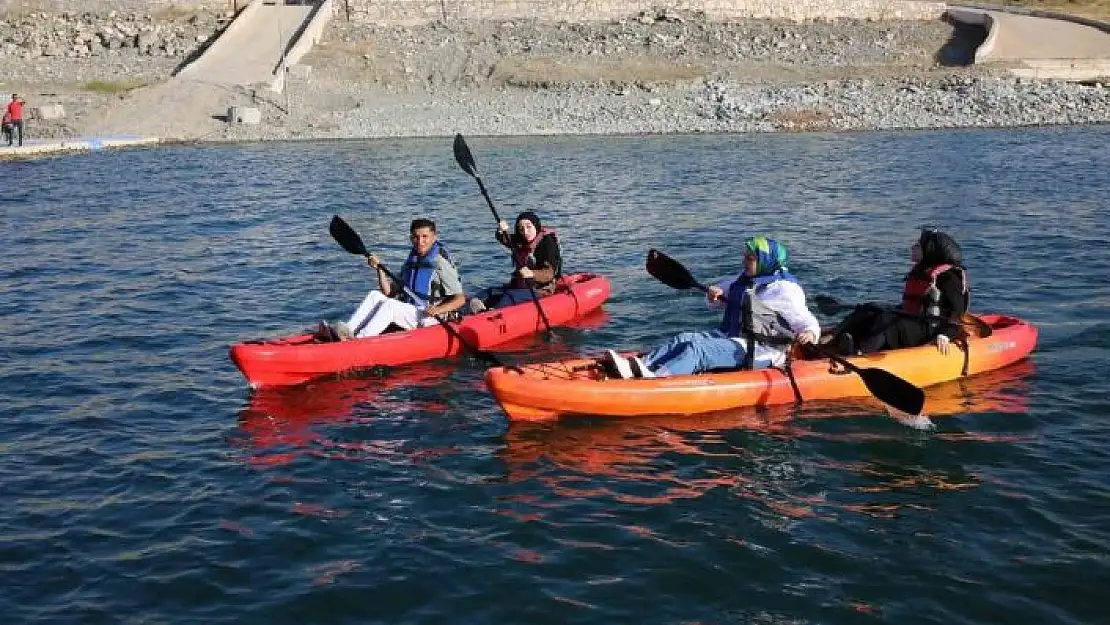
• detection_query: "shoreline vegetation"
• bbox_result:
[1,2,1109,148]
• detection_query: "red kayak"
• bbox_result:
[230,273,611,388]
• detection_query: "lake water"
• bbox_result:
[2,128,1108,624]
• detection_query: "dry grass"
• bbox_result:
[308,40,378,60]
[1001,0,1110,19]
[490,57,706,88]
[83,79,147,94]
[767,108,836,131]
[152,3,209,21]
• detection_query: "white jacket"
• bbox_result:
[709,276,821,367]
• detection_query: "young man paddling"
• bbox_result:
[325,218,466,340]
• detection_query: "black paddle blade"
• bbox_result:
[857,366,926,417]
[646,249,702,291]
[453,133,477,177]
[329,215,368,257]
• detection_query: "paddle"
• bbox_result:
[645,249,927,418]
[452,133,555,340]
[328,215,507,368]
[813,295,992,338]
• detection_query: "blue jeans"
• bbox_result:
[642,330,772,377]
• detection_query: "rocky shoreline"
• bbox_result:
[3,8,1109,143]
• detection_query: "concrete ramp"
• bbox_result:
[948,6,1110,80]
[81,1,333,140]
[176,1,318,88]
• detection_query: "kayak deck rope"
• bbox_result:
[778,346,804,405]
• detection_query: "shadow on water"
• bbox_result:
[936,12,988,67]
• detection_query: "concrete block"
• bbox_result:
[288,64,313,79]
[33,104,66,120]
[227,106,262,124]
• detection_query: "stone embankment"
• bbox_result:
[0,10,224,60]
[1,3,1108,144]
[224,11,1109,140]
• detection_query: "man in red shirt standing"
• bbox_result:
[6,94,24,147]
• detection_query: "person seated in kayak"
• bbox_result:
[469,210,562,312]
[828,228,969,356]
[605,236,820,379]
[326,218,466,340]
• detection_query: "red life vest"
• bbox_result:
[902,263,966,316]
[511,227,556,289]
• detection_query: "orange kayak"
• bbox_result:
[484,314,1038,421]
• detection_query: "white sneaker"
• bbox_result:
[629,356,656,378]
[334,321,355,341]
[605,349,635,380]
[468,297,488,314]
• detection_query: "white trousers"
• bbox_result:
[346,291,440,338]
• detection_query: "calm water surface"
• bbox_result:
[2,128,1108,624]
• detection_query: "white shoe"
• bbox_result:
[468,297,488,314]
[605,349,635,380]
[334,321,355,341]
[629,356,656,378]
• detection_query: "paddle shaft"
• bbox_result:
[454,134,554,338]
[472,175,502,225]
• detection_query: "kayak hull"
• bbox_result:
[231,273,611,388]
[484,314,1038,421]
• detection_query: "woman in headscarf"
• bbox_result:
[830,228,970,355]
[605,236,821,379]
[469,210,563,312]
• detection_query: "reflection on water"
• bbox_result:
[236,363,458,468]
[495,360,1037,520]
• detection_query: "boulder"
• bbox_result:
[33,104,66,120]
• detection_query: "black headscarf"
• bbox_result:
[515,211,541,233]
[909,228,963,278]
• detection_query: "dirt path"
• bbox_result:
[80,80,238,140]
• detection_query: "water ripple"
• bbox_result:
[2,129,1108,624]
